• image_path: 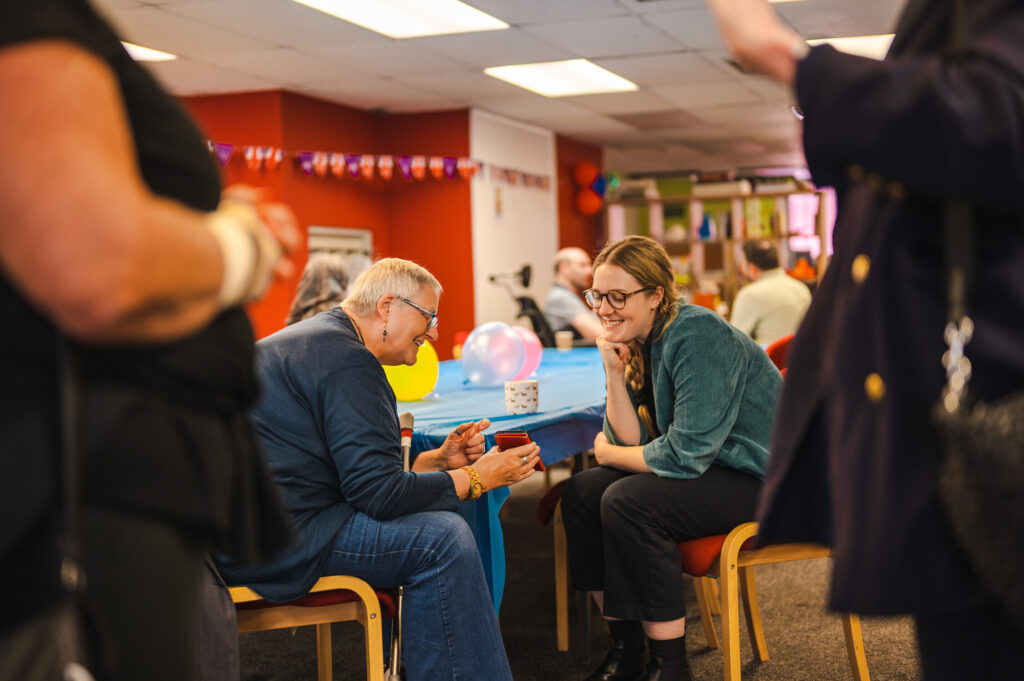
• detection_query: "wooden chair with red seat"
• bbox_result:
[681,524,870,681]
[764,334,795,371]
[230,575,397,681]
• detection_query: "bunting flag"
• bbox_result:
[443,156,458,179]
[296,152,315,176]
[345,154,361,179]
[377,155,394,180]
[411,156,427,180]
[330,153,345,178]
[205,140,490,184]
[429,156,444,180]
[313,152,329,177]
[214,143,234,167]
[397,155,413,180]
[360,154,375,180]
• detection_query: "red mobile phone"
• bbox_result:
[494,430,545,471]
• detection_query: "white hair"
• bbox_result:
[343,257,441,315]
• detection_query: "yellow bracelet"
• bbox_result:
[461,466,482,500]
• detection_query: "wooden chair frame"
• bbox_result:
[693,522,870,681]
[230,575,385,681]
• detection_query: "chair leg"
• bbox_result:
[357,601,386,681]
[316,623,333,681]
[720,559,742,681]
[554,502,570,652]
[708,578,721,615]
[693,577,720,649]
[841,613,871,681]
[739,566,769,662]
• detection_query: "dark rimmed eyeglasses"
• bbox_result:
[584,287,654,310]
[397,296,438,331]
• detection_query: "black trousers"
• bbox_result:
[561,464,761,622]
[82,507,206,681]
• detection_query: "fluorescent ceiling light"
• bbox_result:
[485,59,638,97]
[121,42,177,62]
[291,0,508,39]
[807,34,895,60]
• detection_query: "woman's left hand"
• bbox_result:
[438,418,491,469]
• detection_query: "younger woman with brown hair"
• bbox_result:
[561,235,781,681]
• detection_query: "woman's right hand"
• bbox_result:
[596,336,631,376]
[472,442,541,492]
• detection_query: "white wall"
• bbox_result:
[470,109,558,328]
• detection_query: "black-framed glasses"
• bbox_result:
[584,287,654,310]
[397,296,438,331]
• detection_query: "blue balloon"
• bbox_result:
[461,322,526,387]
[590,174,607,196]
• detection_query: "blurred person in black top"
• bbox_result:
[0,0,298,678]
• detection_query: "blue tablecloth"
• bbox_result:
[398,347,607,611]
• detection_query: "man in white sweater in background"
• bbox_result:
[730,239,811,345]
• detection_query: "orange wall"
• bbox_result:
[382,111,472,360]
[555,135,605,258]
[181,91,471,357]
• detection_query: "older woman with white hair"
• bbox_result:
[219,257,538,681]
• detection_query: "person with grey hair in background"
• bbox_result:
[219,257,542,681]
[285,252,350,325]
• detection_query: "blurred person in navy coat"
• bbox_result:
[707,0,1024,677]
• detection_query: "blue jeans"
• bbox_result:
[325,509,513,681]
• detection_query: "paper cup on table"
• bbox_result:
[504,380,539,415]
[555,331,574,351]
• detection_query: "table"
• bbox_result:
[398,347,606,610]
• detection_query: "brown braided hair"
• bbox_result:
[593,236,679,436]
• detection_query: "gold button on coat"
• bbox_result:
[851,255,871,283]
[865,373,886,402]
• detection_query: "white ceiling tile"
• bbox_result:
[594,52,733,86]
[775,0,908,40]
[473,96,592,120]
[521,16,681,59]
[166,0,383,46]
[299,78,453,113]
[392,70,528,100]
[408,28,571,68]
[211,48,364,86]
[306,41,471,77]
[653,9,727,51]
[569,91,677,116]
[652,81,761,108]
[104,6,273,56]
[616,0,707,14]
[469,0,629,24]
[530,113,640,137]
[144,58,277,95]
[742,78,797,103]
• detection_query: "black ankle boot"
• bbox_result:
[583,620,647,681]
[644,635,694,681]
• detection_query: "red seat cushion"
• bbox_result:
[536,478,569,526]
[236,587,398,619]
[676,535,756,576]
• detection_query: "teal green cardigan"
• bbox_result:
[604,303,781,480]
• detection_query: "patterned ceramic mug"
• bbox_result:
[504,380,539,415]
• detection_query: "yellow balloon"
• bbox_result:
[384,340,439,401]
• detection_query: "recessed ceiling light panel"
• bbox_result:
[485,59,638,97]
[807,34,895,60]
[121,42,177,62]
[291,0,508,39]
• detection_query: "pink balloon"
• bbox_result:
[511,326,543,380]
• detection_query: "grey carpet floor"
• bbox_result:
[239,468,922,680]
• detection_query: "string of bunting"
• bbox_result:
[206,141,551,190]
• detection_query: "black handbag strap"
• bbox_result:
[939,0,976,414]
[57,336,86,595]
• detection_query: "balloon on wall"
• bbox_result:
[511,326,543,380]
[461,322,525,387]
[575,189,603,216]
[573,161,600,187]
[384,340,439,401]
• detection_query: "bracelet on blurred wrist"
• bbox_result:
[461,466,483,500]
[206,199,280,308]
